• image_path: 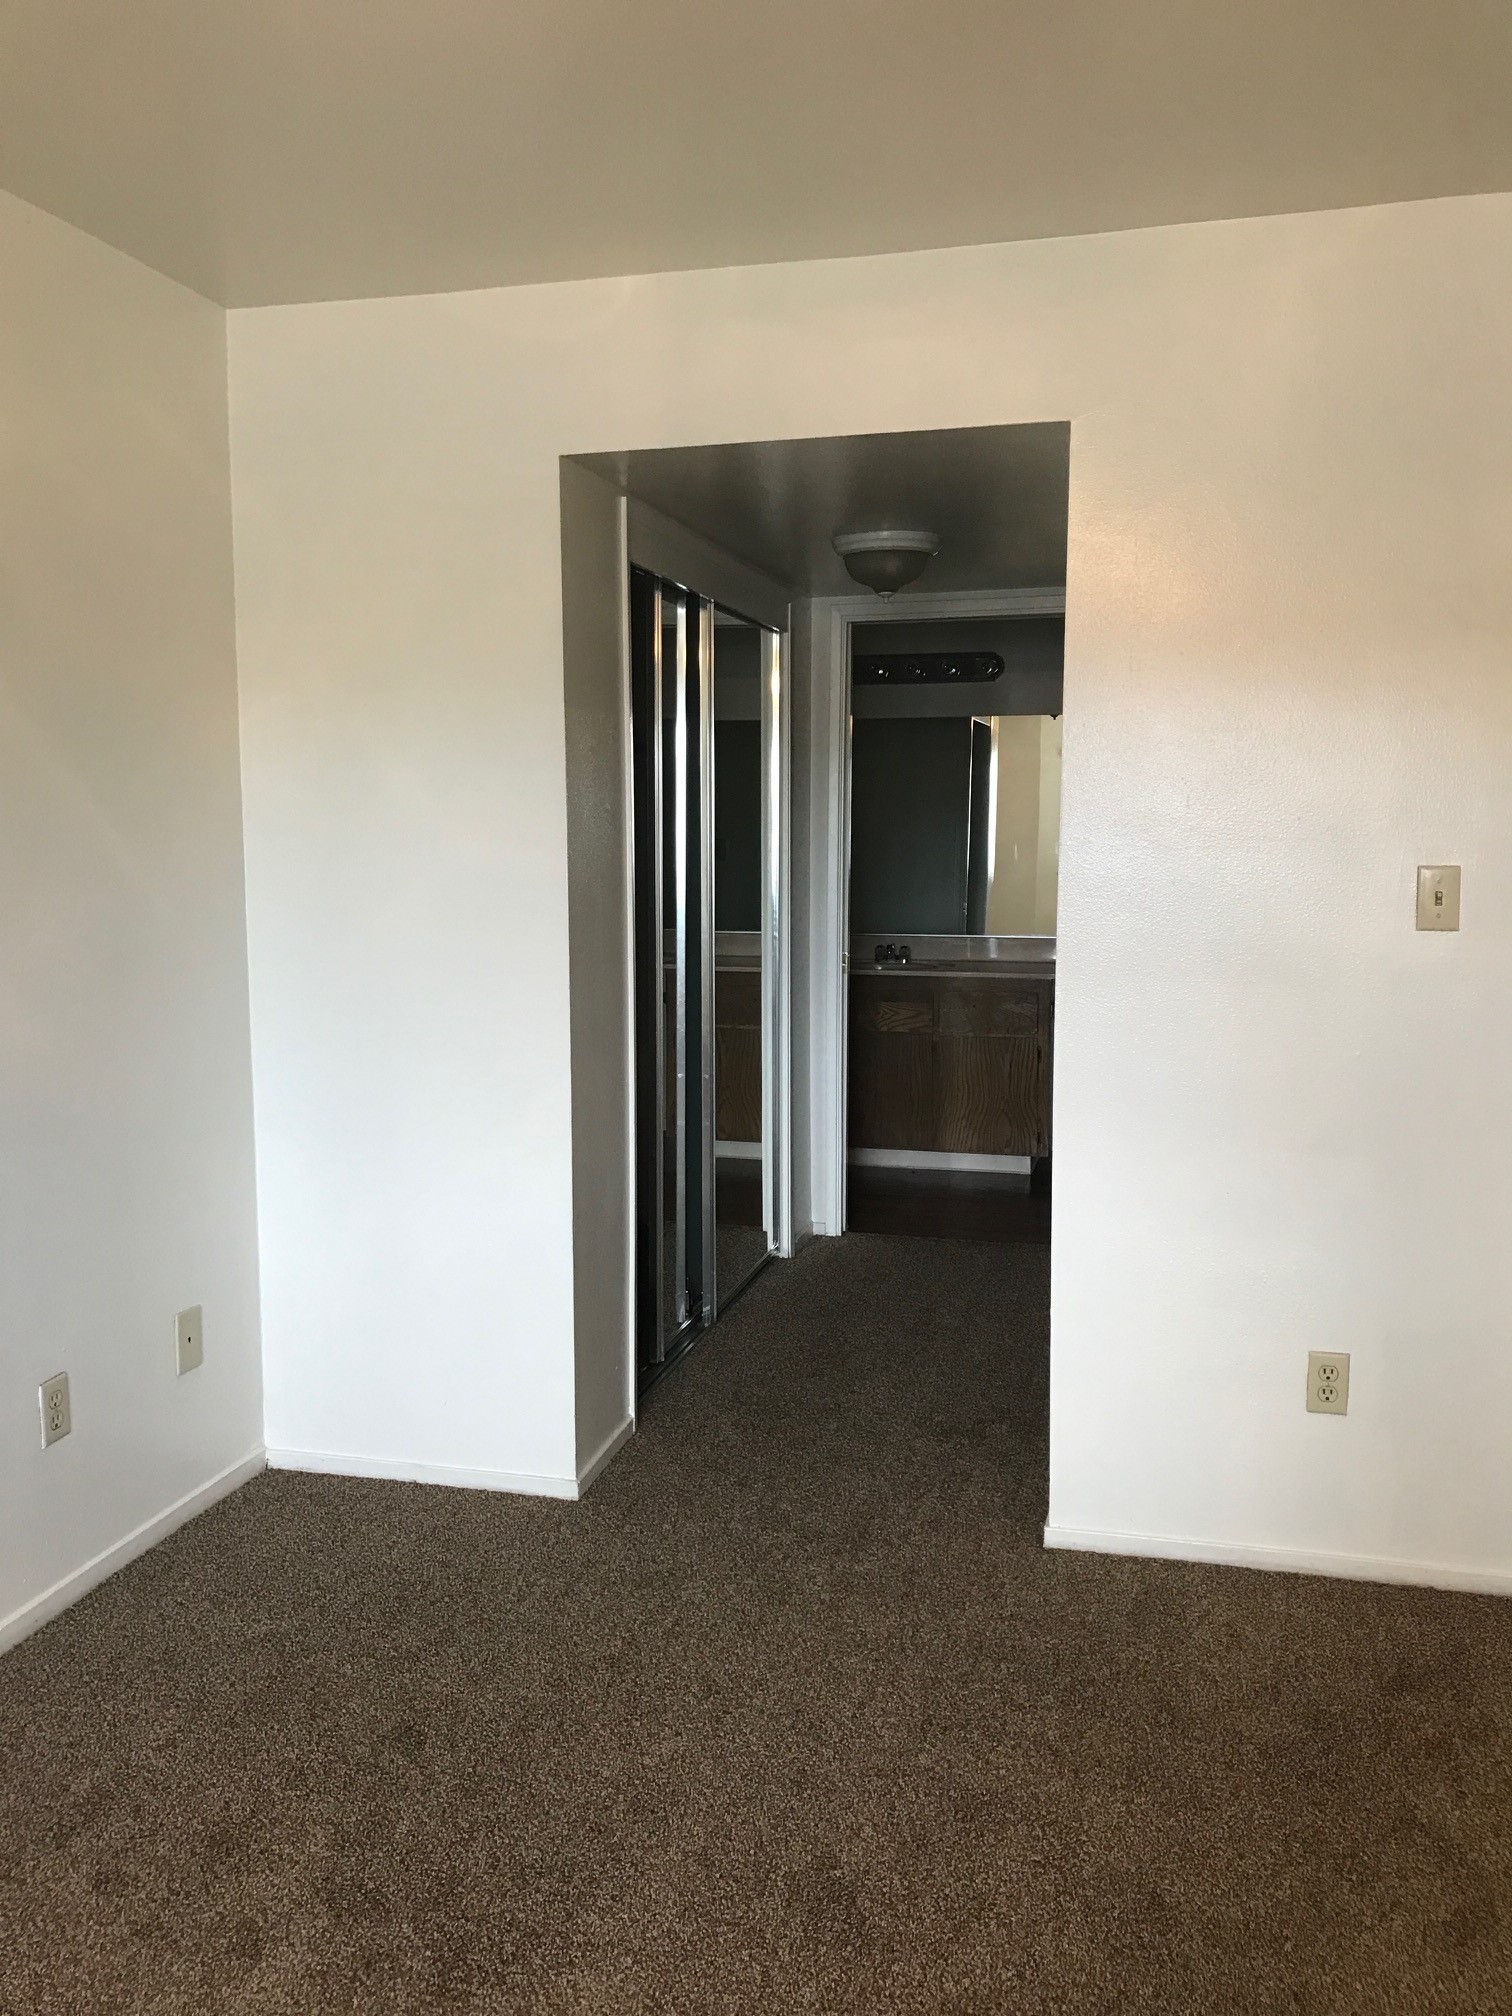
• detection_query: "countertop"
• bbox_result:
[850,933,1055,980]
[852,961,1054,980]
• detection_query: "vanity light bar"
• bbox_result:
[852,651,1005,687]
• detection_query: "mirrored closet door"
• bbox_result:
[630,568,782,1392]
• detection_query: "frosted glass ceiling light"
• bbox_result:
[832,528,940,598]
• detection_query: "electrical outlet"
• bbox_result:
[1307,1351,1349,1415]
[39,1372,71,1447]
[175,1305,203,1376]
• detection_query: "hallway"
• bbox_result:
[4,1237,1512,2012]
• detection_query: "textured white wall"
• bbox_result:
[560,462,634,1478]
[230,192,1512,1580]
[229,369,581,1490]
[0,192,262,1646]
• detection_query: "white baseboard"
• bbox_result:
[849,1148,1031,1176]
[265,1445,581,1499]
[577,1416,634,1494]
[1,1447,267,1659]
[1043,1522,1512,1599]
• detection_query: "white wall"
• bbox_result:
[559,462,634,1480]
[228,310,593,1490]
[625,498,792,632]
[229,191,1512,1586]
[0,192,263,1649]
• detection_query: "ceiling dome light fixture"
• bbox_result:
[833,528,940,599]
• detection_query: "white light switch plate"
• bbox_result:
[175,1305,203,1376]
[1416,865,1461,931]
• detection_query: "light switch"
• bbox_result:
[1416,865,1460,932]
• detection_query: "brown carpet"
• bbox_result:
[4,1235,1512,2014]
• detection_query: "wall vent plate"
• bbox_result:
[1307,1351,1349,1415]
[175,1305,203,1376]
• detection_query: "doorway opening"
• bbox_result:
[567,418,1067,1432]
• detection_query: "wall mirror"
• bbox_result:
[848,616,1063,941]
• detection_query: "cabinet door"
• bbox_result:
[848,980,935,1149]
[849,974,1052,1157]
[935,980,1048,1155]
[936,1035,1043,1153]
[934,979,1042,1038]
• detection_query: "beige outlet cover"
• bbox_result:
[1416,865,1460,931]
[176,1305,204,1375]
[1307,1350,1349,1415]
[39,1371,71,1446]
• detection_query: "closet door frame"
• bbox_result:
[628,561,791,1394]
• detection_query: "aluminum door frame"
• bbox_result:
[633,570,789,1387]
[629,569,676,1372]
[669,585,692,1330]
[759,623,787,1255]
[694,594,718,1321]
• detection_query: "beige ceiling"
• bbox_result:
[2,1,1510,308]
[579,424,1070,596]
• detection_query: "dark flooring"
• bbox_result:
[715,1157,769,1304]
[658,1163,769,1338]
[847,1161,1052,1242]
[5,1235,1512,2012]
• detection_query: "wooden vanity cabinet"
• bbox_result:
[848,971,1052,1157]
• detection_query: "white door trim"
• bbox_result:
[616,495,638,1425]
[810,585,1066,1234]
[765,623,796,1257]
